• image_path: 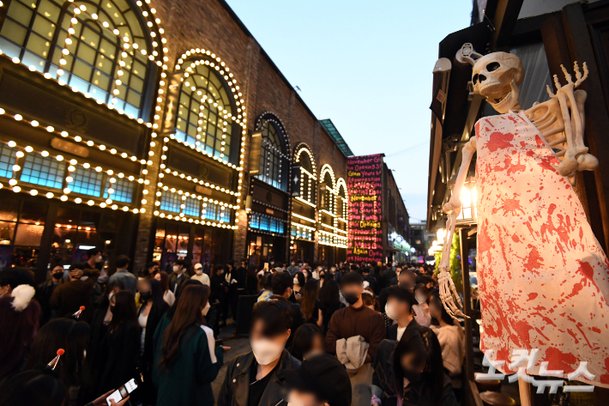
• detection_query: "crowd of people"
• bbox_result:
[0,250,465,406]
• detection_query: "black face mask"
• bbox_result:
[140,291,152,301]
[52,273,63,280]
[343,292,359,305]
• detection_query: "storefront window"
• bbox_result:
[0,0,157,118]
[249,213,286,234]
[0,196,48,268]
[51,207,101,264]
[152,221,232,268]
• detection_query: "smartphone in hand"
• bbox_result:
[106,378,137,406]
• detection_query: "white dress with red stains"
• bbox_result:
[475,111,609,387]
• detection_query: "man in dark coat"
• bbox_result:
[50,264,94,321]
[218,300,300,406]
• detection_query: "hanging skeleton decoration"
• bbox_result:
[437,44,609,387]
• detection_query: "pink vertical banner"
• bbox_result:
[347,154,384,263]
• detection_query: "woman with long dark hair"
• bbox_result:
[428,291,464,396]
[154,271,175,307]
[317,278,343,333]
[153,284,223,405]
[137,278,169,405]
[292,271,306,302]
[290,323,324,361]
[389,328,457,406]
[300,278,319,323]
[26,318,90,405]
[91,290,140,396]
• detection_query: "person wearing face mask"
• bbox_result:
[191,263,210,286]
[136,278,169,405]
[285,354,352,406]
[292,272,305,302]
[271,271,304,345]
[412,284,431,327]
[218,300,300,406]
[85,248,104,271]
[375,328,457,406]
[168,259,190,294]
[50,264,94,322]
[36,265,65,325]
[383,286,418,342]
[325,272,385,406]
[153,284,223,406]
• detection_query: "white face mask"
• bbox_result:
[202,302,211,316]
[293,277,299,286]
[251,339,284,366]
[415,294,426,304]
[385,303,399,321]
[195,267,203,275]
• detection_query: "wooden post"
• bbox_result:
[518,378,533,406]
[459,227,474,380]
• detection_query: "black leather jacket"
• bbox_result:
[218,350,300,406]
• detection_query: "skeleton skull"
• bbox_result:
[472,52,524,113]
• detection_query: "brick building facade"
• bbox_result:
[0,0,350,278]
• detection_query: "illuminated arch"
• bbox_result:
[154,48,247,230]
[255,112,290,191]
[336,178,347,198]
[171,49,246,164]
[0,0,167,120]
[319,164,336,189]
[336,177,348,220]
[319,164,336,213]
[294,143,316,178]
[293,143,316,204]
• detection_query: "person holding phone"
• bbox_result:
[153,284,224,405]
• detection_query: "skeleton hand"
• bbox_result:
[437,213,468,321]
[548,61,598,176]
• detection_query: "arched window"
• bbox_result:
[0,0,161,119]
[336,180,347,220]
[320,164,335,213]
[294,145,316,204]
[174,58,236,162]
[257,117,289,191]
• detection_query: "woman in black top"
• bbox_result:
[299,278,319,323]
[317,279,343,334]
[137,278,168,405]
[91,290,140,396]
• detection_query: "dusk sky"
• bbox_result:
[226,0,472,223]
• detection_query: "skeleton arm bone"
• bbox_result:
[553,62,597,176]
[438,137,477,321]
[443,137,477,214]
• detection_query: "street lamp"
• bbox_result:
[456,180,477,224]
[452,177,478,384]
